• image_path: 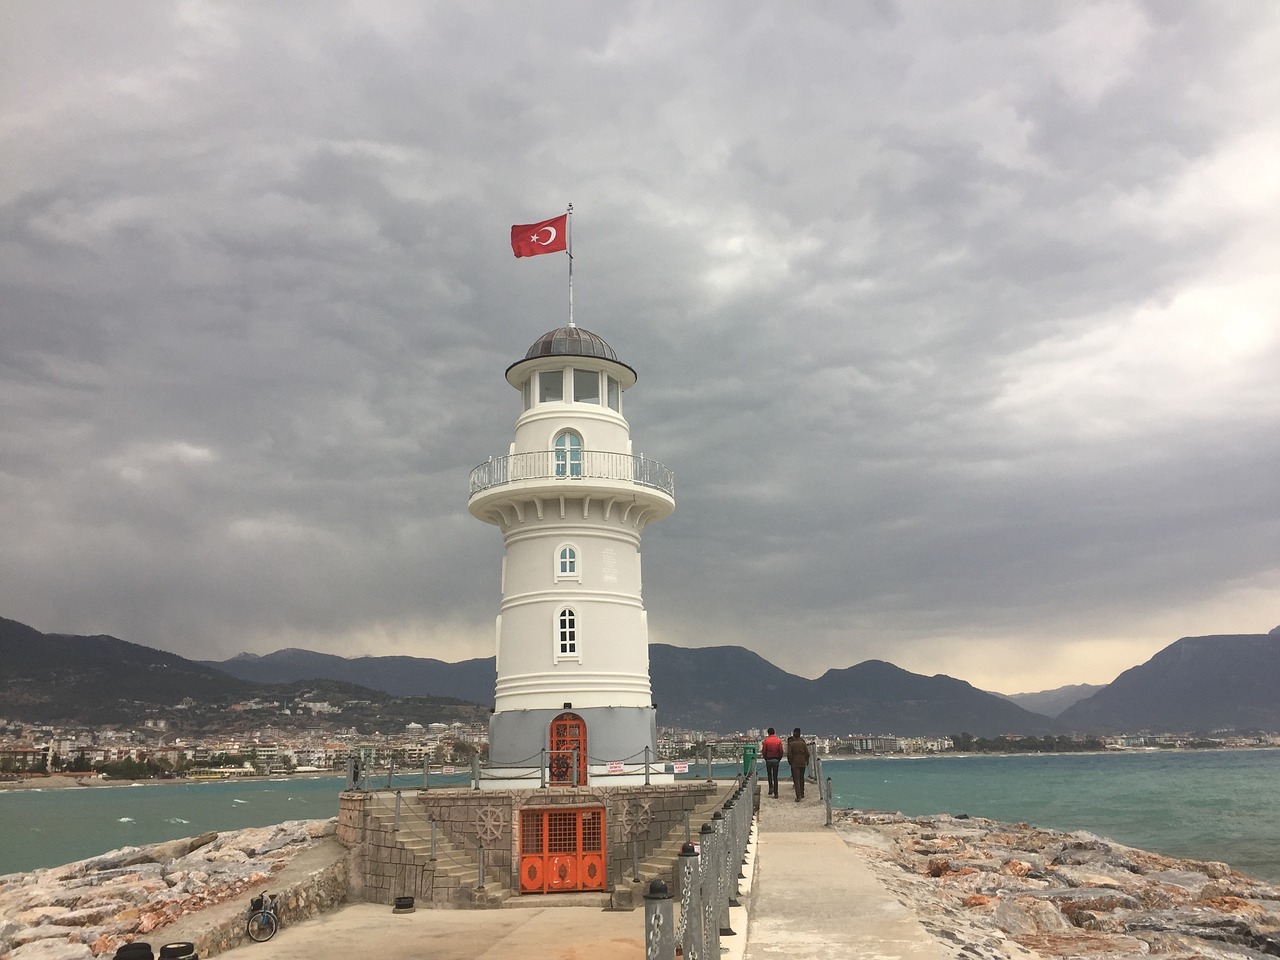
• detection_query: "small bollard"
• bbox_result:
[644,878,675,960]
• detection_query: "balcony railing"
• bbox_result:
[469,451,675,498]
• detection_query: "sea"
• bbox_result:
[3,750,1279,882]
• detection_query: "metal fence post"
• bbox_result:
[644,879,675,960]
[644,745,651,786]
[422,755,429,790]
[677,841,701,960]
[712,811,733,936]
[477,842,485,889]
[699,822,718,960]
[825,777,833,827]
[471,752,480,790]
[540,748,547,789]
[430,817,437,861]
[393,790,402,833]
[724,797,741,906]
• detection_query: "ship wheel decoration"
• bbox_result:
[548,753,573,783]
[475,805,505,845]
[621,799,653,839]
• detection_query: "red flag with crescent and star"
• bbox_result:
[511,214,568,257]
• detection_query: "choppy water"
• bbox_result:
[4,751,1278,882]
[818,749,1280,882]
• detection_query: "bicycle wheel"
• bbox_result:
[246,911,278,942]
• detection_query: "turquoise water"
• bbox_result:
[4,752,1279,882]
[818,749,1280,882]
[0,772,467,876]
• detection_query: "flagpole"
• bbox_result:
[566,202,574,328]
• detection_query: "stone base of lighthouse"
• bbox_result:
[338,779,745,905]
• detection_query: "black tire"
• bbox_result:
[114,945,154,960]
[246,911,278,943]
[158,943,196,960]
[393,896,414,910]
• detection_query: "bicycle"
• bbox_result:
[245,892,279,943]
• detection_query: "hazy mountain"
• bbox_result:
[798,659,1058,736]
[648,644,809,730]
[1057,629,1280,733]
[203,642,1054,736]
[0,617,486,731]
[200,648,495,705]
[14,614,1280,737]
[999,683,1106,718]
[0,616,256,723]
[649,647,1057,735]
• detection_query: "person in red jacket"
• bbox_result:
[760,727,784,798]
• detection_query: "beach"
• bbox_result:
[0,776,111,792]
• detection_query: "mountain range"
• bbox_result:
[0,616,486,732]
[4,615,1280,736]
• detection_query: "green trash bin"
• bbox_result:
[742,744,758,774]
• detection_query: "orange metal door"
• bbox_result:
[548,713,587,786]
[519,807,606,893]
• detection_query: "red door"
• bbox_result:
[548,712,587,786]
[519,807,606,893]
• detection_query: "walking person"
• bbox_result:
[761,727,784,798]
[786,728,810,802]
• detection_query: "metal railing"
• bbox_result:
[468,450,675,497]
[648,769,757,960]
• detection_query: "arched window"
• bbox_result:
[554,431,583,478]
[556,607,578,659]
[556,545,580,581]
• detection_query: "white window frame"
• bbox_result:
[555,543,581,582]
[555,606,580,662]
[554,431,583,478]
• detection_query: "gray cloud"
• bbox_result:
[2,1,1277,694]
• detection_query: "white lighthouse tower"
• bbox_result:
[468,325,674,785]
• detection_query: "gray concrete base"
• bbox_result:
[488,705,657,766]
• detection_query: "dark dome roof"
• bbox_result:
[523,325,618,361]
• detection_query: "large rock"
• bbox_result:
[9,940,95,960]
[0,819,338,957]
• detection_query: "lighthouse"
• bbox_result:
[468,324,674,785]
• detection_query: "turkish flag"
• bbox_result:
[511,214,568,257]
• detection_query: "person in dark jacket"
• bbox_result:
[761,727,784,797]
[786,728,810,801]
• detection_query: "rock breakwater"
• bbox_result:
[0,819,341,960]
[835,810,1280,960]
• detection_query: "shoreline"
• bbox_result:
[0,772,345,793]
[8,802,1280,960]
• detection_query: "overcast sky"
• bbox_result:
[2,2,1277,695]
